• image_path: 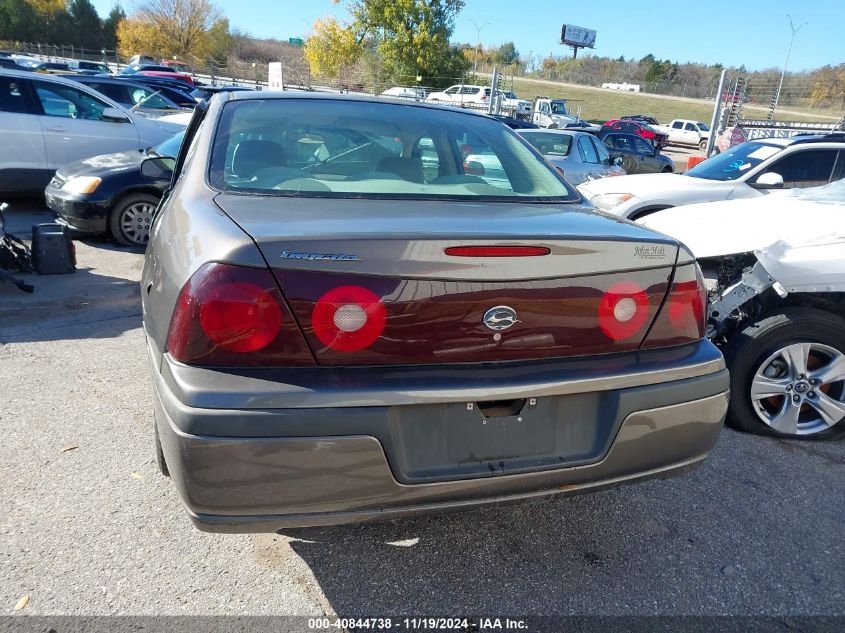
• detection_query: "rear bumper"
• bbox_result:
[150,340,729,531]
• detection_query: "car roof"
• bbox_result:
[0,67,95,85]
[222,90,493,118]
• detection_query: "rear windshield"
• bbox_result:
[208,98,577,201]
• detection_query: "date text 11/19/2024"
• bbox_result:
[307,617,529,630]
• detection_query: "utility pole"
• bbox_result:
[705,68,727,157]
[470,19,490,75]
[773,14,807,113]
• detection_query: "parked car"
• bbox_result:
[46,131,183,246]
[499,90,531,116]
[9,55,41,69]
[621,114,659,125]
[137,70,194,87]
[120,64,194,86]
[115,76,197,108]
[653,119,711,151]
[0,58,22,70]
[599,120,669,149]
[190,85,254,101]
[489,114,538,130]
[120,63,174,75]
[517,129,625,184]
[0,69,186,192]
[380,86,426,100]
[425,84,491,106]
[578,134,845,219]
[33,61,70,74]
[530,97,579,128]
[127,55,157,66]
[141,93,727,531]
[66,75,191,115]
[601,132,674,174]
[640,180,845,439]
[160,59,192,73]
[67,60,111,75]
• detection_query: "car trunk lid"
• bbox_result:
[213,195,679,365]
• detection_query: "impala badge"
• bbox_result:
[483,306,519,331]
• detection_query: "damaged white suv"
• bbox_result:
[641,180,845,439]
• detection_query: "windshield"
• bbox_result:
[685,141,782,181]
[696,121,710,131]
[209,98,577,201]
[550,101,568,115]
[153,131,185,157]
[518,131,573,156]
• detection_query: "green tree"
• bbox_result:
[0,0,39,40]
[66,0,104,49]
[101,4,126,50]
[345,0,468,87]
[494,41,518,65]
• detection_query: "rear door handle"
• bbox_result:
[46,126,66,132]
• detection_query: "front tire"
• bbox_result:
[109,193,159,246]
[698,139,708,151]
[724,308,845,439]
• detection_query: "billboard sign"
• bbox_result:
[560,24,597,48]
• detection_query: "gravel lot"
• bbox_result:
[1,198,843,619]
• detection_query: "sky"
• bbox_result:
[91,0,845,72]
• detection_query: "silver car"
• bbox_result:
[518,129,626,185]
[140,93,727,531]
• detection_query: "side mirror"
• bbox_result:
[140,156,175,181]
[612,156,624,167]
[753,172,784,189]
[102,106,129,123]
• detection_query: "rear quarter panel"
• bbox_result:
[141,100,265,359]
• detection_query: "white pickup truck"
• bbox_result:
[653,119,711,151]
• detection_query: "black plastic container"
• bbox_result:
[32,223,76,274]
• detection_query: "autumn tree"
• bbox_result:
[117,0,232,60]
[303,15,362,80]
[345,0,469,88]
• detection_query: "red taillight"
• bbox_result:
[667,280,706,331]
[641,264,707,348]
[198,282,282,352]
[597,281,650,340]
[445,246,551,257]
[167,263,314,366]
[311,285,386,352]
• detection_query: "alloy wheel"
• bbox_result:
[750,342,845,435]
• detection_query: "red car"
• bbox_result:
[601,119,669,149]
[138,70,194,87]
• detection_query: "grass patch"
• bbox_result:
[507,77,839,124]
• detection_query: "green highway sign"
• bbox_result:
[289,37,304,46]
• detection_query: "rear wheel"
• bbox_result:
[109,193,159,246]
[662,166,673,173]
[724,308,845,439]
